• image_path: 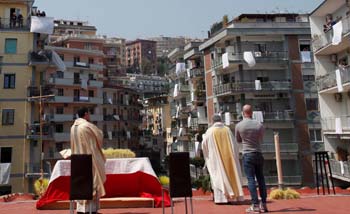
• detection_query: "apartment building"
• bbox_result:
[310,0,350,184]
[125,39,157,75]
[0,0,55,193]
[103,37,126,79]
[29,34,105,172]
[141,95,171,165]
[148,36,188,57]
[102,85,141,151]
[166,44,209,157]
[50,19,97,43]
[199,13,320,186]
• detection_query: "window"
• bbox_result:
[73,56,80,63]
[88,90,94,97]
[5,38,17,54]
[55,124,63,133]
[309,129,322,142]
[4,74,15,89]
[56,71,64,78]
[88,74,94,80]
[306,98,318,111]
[89,107,95,115]
[303,75,315,81]
[0,147,12,163]
[56,107,64,114]
[73,73,80,84]
[57,88,64,96]
[2,109,14,125]
[88,57,94,64]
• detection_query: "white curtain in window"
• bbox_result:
[300,51,311,63]
[255,80,262,90]
[335,117,342,134]
[252,111,264,123]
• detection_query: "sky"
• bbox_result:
[34,0,324,40]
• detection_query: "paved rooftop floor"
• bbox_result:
[1,194,349,214]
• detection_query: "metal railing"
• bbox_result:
[214,81,291,96]
[317,66,350,91]
[329,159,350,180]
[0,17,30,30]
[226,110,294,123]
[321,116,350,132]
[313,15,350,52]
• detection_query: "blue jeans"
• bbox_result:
[243,152,267,205]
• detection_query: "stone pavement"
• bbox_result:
[1,194,350,214]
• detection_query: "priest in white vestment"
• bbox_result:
[71,107,106,214]
[202,114,244,204]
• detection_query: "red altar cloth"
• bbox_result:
[36,158,170,209]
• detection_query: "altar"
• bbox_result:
[36,157,171,209]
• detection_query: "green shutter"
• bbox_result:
[5,39,17,54]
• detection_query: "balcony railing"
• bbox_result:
[317,66,350,92]
[0,17,30,30]
[329,159,350,181]
[189,68,204,78]
[321,116,350,133]
[53,132,70,142]
[29,50,52,65]
[313,15,350,52]
[226,110,294,123]
[214,81,291,96]
[304,81,317,92]
[211,51,288,70]
[27,86,54,97]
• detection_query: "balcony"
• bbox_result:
[0,17,30,31]
[89,80,103,88]
[90,114,103,121]
[212,51,288,70]
[321,116,350,134]
[226,110,294,124]
[50,96,74,103]
[261,143,298,153]
[29,50,52,65]
[189,68,204,79]
[65,61,104,70]
[53,132,70,142]
[214,81,291,96]
[304,81,317,92]
[26,124,53,140]
[317,66,350,93]
[50,114,73,122]
[49,77,73,86]
[329,159,350,182]
[313,15,350,55]
[27,86,54,98]
[307,111,321,123]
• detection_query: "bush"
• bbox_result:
[102,148,136,158]
[269,188,300,200]
[192,175,212,193]
[190,157,205,168]
[34,178,49,197]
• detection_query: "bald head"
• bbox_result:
[242,104,253,118]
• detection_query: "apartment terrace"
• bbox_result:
[213,81,291,96]
[318,66,350,93]
[312,14,350,55]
